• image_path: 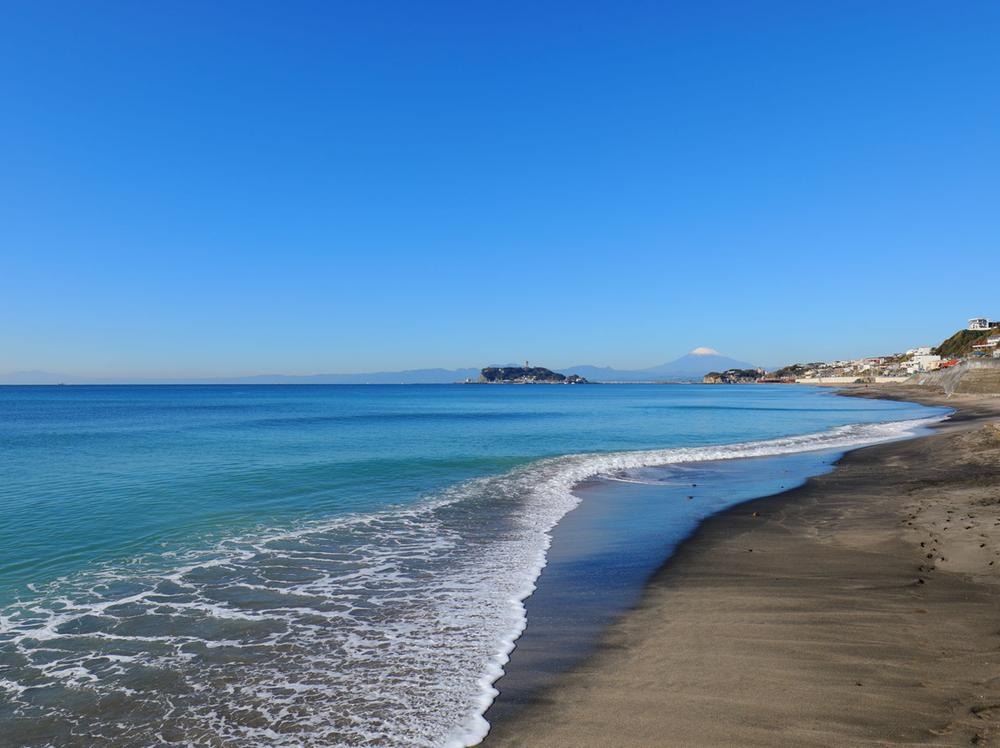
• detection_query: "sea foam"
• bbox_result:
[0,415,943,747]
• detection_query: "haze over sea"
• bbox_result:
[0,384,945,746]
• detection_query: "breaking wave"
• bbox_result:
[0,415,944,747]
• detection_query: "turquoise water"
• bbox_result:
[486,449,846,723]
[0,384,946,746]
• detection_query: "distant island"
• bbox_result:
[16,321,997,387]
[0,348,760,385]
[478,366,588,384]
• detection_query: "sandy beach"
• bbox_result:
[485,385,1000,747]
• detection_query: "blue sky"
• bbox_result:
[2,1,998,377]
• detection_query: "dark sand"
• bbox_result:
[484,386,1000,747]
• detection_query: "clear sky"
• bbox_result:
[2,1,998,377]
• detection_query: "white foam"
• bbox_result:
[0,415,944,746]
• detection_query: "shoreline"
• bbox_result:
[481,448,854,732]
[483,385,1000,746]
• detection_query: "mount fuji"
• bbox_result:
[560,348,756,382]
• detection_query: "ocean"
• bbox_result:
[0,384,946,746]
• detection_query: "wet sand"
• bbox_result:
[484,386,1000,747]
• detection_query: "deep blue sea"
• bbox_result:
[0,384,946,746]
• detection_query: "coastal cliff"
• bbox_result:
[478,367,588,384]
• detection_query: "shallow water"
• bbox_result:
[484,449,846,724]
[0,384,947,746]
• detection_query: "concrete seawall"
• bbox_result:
[911,359,1000,395]
[795,376,910,385]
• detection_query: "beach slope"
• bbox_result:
[485,388,1000,747]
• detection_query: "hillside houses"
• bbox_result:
[774,316,996,383]
[704,316,997,385]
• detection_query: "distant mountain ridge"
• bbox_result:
[560,348,756,382]
[0,368,482,385]
[225,368,482,384]
[0,350,754,385]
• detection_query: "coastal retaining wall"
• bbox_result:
[911,360,1000,396]
[796,376,859,384]
[796,376,910,385]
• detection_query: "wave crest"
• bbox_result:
[0,415,944,747]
